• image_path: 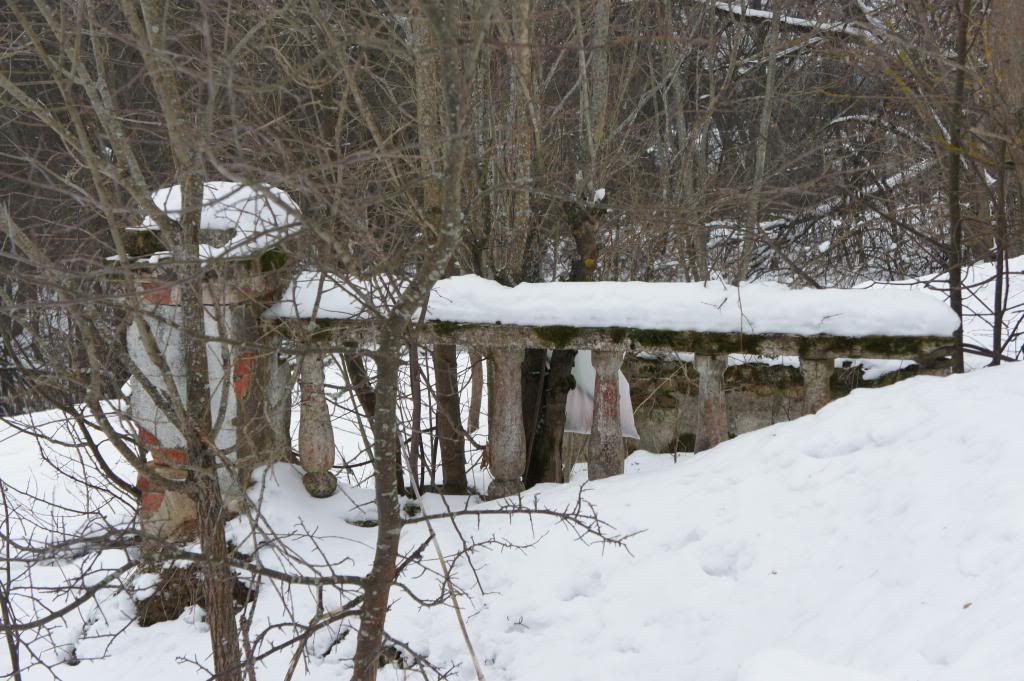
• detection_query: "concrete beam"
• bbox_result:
[286,320,952,362]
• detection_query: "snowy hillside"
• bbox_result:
[3,362,1023,680]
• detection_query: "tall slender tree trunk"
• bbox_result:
[989,0,1024,176]
[947,0,971,373]
[467,350,484,436]
[735,2,781,284]
[413,7,467,493]
[992,144,1009,365]
[433,344,467,494]
[178,179,243,681]
[1,485,22,681]
[351,343,403,681]
[408,344,423,487]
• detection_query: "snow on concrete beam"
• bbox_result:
[267,273,960,348]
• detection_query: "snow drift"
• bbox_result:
[3,363,1023,680]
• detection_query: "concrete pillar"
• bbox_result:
[694,353,728,452]
[800,354,834,415]
[136,427,196,540]
[916,355,952,377]
[266,351,294,461]
[298,353,338,497]
[486,347,526,498]
[587,350,625,480]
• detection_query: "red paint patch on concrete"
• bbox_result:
[137,427,160,449]
[140,280,173,305]
[153,448,187,467]
[233,352,256,400]
[140,491,165,516]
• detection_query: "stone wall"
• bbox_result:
[623,354,921,453]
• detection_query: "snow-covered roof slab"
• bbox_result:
[129,181,300,259]
[267,274,958,358]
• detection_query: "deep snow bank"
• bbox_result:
[4,363,1024,681]
[386,362,1024,681]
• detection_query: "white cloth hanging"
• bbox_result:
[563,350,639,439]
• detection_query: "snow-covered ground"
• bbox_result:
[3,360,1024,680]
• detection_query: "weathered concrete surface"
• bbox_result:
[624,355,924,453]
[560,432,641,479]
[298,353,338,497]
[587,351,625,480]
[694,354,729,452]
[801,356,834,415]
[486,348,527,497]
[301,319,953,360]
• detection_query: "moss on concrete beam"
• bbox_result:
[289,318,952,361]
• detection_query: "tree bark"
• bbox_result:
[947,0,971,374]
[467,350,484,435]
[520,347,546,473]
[169,165,244,681]
[735,0,781,284]
[343,353,406,495]
[408,344,423,487]
[990,0,1024,176]
[524,350,574,486]
[350,345,402,681]
[1,485,22,681]
[433,344,467,494]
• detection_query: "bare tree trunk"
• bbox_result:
[413,5,466,495]
[947,0,971,373]
[524,352,573,485]
[523,197,600,485]
[520,348,546,475]
[194,468,243,681]
[351,344,402,681]
[1,485,23,681]
[181,216,243,681]
[736,1,781,284]
[345,354,377,419]
[433,344,467,494]
[408,344,423,487]
[990,0,1024,175]
[489,0,536,282]
[992,143,1009,365]
[344,353,406,494]
[467,350,484,435]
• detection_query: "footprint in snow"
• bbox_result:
[698,540,754,578]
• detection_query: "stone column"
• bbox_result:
[486,347,526,498]
[587,350,625,480]
[916,353,952,377]
[800,354,834,415]
[298,353,338,497]
[266,352,294,461]
[694,353,728,452]
[130,273,197,539]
